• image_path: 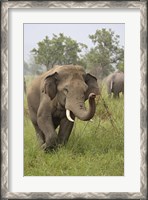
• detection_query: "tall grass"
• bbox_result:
[24,81,124,176]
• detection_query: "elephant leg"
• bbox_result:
[37,101,58,150]
[57,117,74,146]
[113,93,119,98]
[37,115,58,150]
[113,93,116,98]
[32,122,45,146]
[27,106,45,145]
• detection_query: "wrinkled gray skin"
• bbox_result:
[27,65,99,150]
[106,71,124,98]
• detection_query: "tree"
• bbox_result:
[85,29,124,79]
[24,61,29,75]
[31,33,87,71]
[116,48,124,72]
[24,56,46,75]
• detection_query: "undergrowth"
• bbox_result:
[24,82,124,176]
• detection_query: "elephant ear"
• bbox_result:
[42,72,58,100]
[85,73,99,99]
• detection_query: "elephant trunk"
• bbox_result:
[66,93,96,122]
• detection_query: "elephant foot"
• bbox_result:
[41,134,58,152]
[41,143,57,152]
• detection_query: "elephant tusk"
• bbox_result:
[66,109,74,122]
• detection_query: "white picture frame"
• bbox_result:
[1,1,147,199]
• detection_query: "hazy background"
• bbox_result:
[24,23,124,62]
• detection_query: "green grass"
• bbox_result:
[24,86,124,176]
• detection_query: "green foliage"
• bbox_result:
[29,28,124,77]
[24,79,124,176]
[31,34,87,70]
[85,29,124,79]
[24,61,29,75]
[116,48,124,72]
[24,56,46,75]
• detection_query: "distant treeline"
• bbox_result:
[24,29,124,80]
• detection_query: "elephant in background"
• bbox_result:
[24,77,26,94]
[105,71,124,98]
[27,65,99,151]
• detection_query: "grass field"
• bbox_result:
[24,77,124,176]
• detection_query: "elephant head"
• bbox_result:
[42,65,99,122]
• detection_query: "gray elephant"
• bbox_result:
[27,65,99,151]
[24,77,26,94]
[105,71,124,98]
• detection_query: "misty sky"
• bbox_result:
[24,23,124,62]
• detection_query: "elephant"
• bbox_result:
[105,71,124,98]
[24,77,26,94]
[27,65,99,151]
